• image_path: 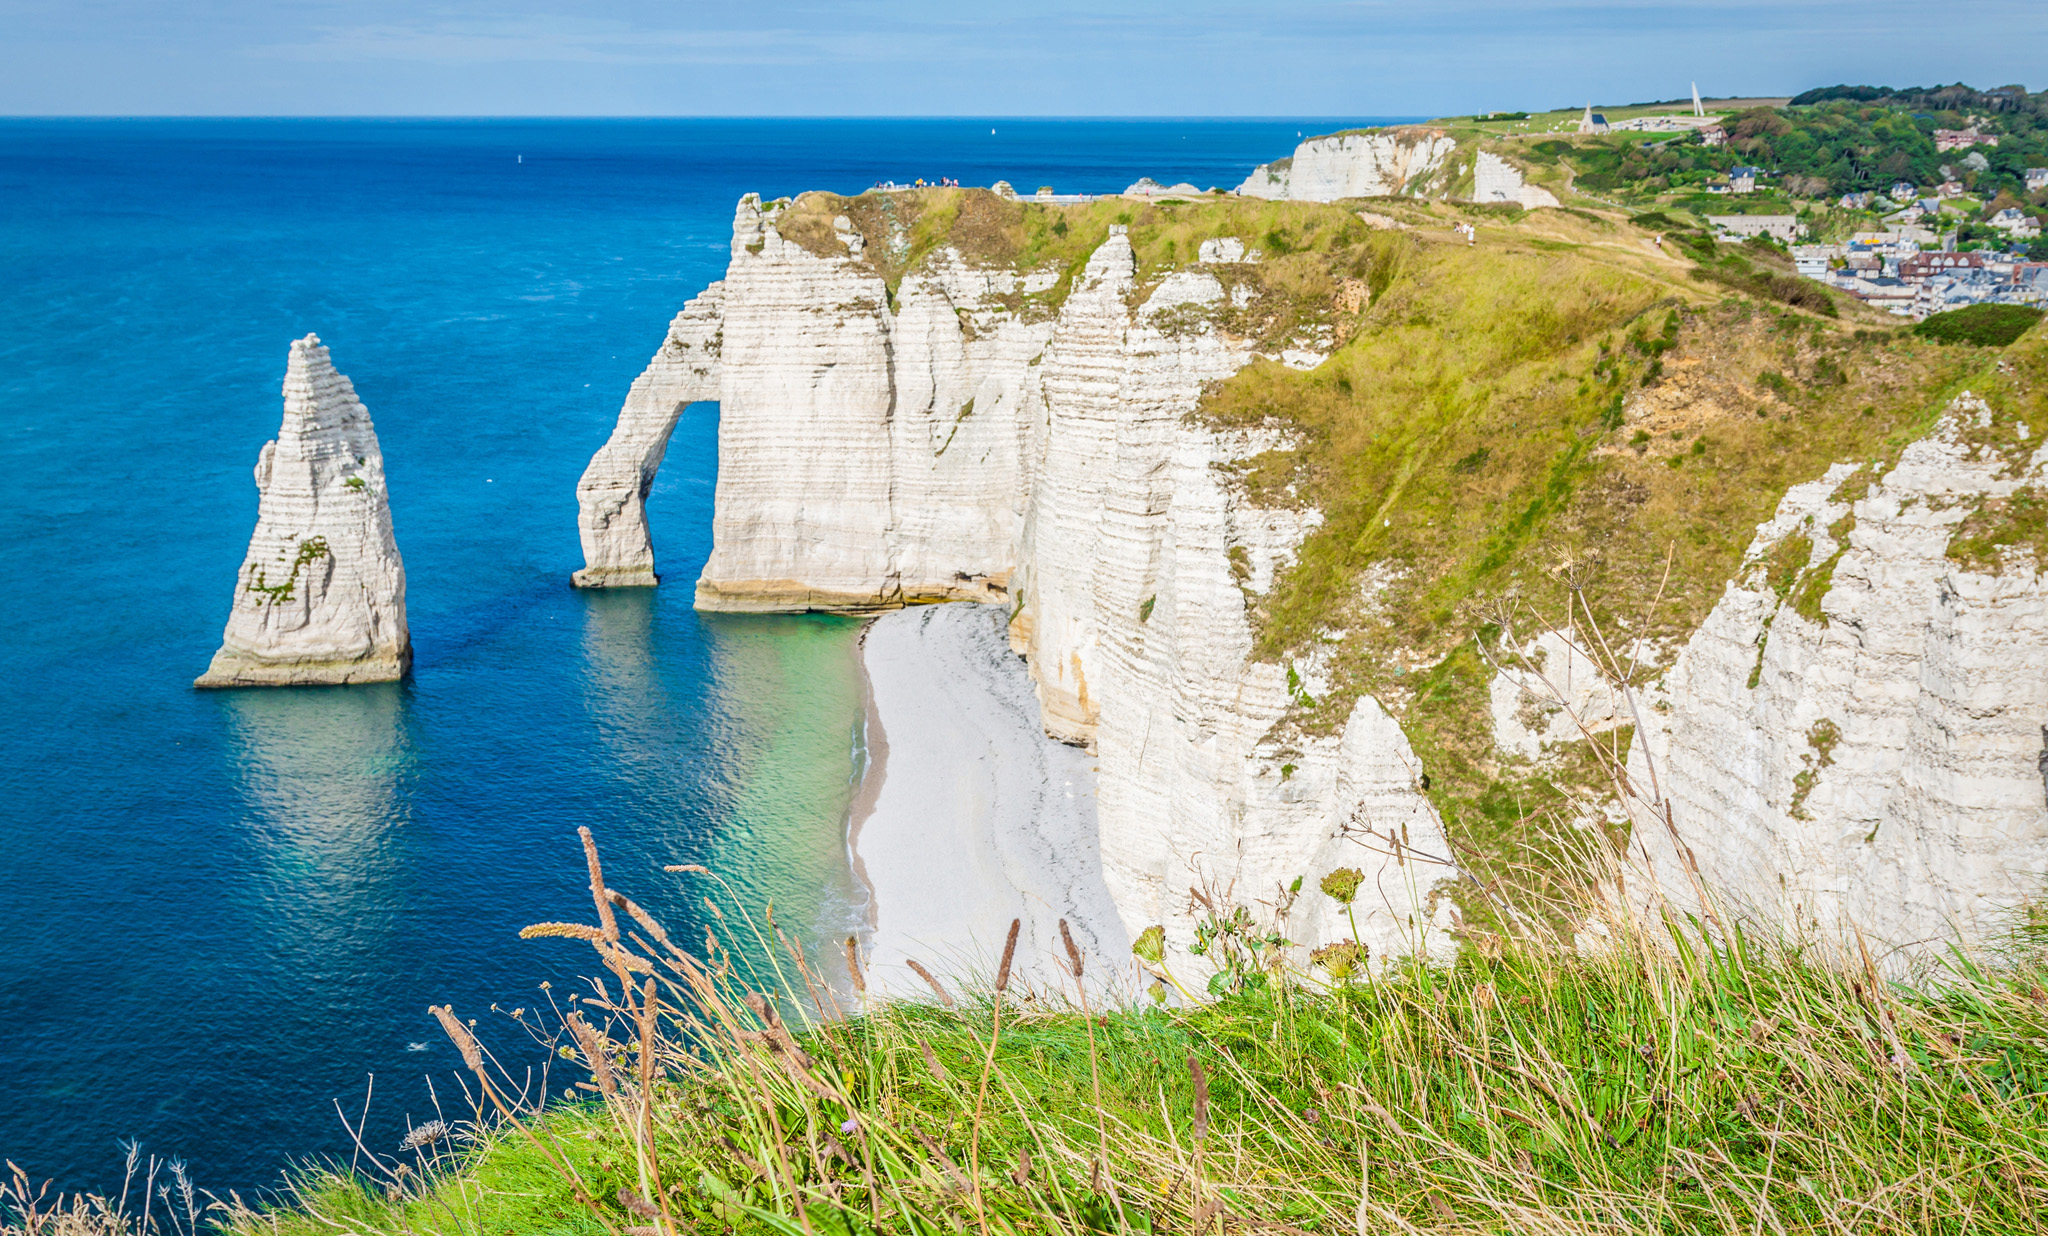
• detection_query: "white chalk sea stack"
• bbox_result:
[196,335,409,688]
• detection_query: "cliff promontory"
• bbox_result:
[197,335,409,687]
[586,182,2047,962]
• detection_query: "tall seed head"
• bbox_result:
[1059,918,1084,978]
[995,918,1021,993]
[579,827,619,941]
[843,935,866,995]
[430,1005,482,1073]
[906,959,955,1008]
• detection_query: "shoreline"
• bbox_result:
[845,618,885,933]
[845,603,1131,1001]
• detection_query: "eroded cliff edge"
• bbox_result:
[584,185,2048,963]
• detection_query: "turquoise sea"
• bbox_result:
[0,117,1405,1195]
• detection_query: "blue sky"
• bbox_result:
[2,1,2040,117]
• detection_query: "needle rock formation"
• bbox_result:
[196,335,409,687]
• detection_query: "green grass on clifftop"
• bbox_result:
[210,857,2048,1236]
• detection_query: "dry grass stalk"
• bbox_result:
[844,936,866,997]
[905,959,955,1007]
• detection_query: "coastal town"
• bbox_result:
[1525,85,2048,319]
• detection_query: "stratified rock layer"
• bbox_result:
[691,196,1056,611]
[197,335,409,687]
[574,282,725,586]
[1632,392,2048,953]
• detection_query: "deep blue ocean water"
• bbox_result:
[0,116,1407,1196]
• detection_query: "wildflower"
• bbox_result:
[1131,925,1166,964]
[1319,867,1365,906]
[840,1117,859,1135]
[1311,940,1363,981]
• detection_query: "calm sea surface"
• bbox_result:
[0,117,1408,1194]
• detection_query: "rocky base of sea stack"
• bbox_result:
[195,646,410,688]
[570,565,661,588]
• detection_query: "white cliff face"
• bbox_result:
[1011,240,1453,970]
[197,335,409,687]
[693,196,1056,611]
[1632,393,2048,953]
[1472,152,1561,210]
[1237,131,1459,202]
[574,283,724,586]
[629,203,1456,968]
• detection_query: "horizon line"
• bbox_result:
[0,112,1438,123]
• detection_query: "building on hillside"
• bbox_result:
[1792,244,1845,278]
[1700,124,1727,146]
[2026,168,2048,192]
[1838,191,1875,210]
[1578,105,1609,134]
[1709,214,1803,242]
[1938,180,1965,199]
[1611,114,1717,133]
[1890,181,1919,203]
[2013,264,2048,303]
[1899,251,1987,282]
[1988,207,2042,239]
[1727,165,1763,194]
[1839,275,1917,314]
[1934,128,1998,152]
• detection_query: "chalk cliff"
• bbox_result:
[574,283,725,587]
[588,184,2048,967]
[690,196,1056,611]
[1009,236,1453,960]
[1472,151,1562,209]
[580,197,1455,968]
[1631,391,2048,953]
[1236,130,1459,201]
[197,335,409,687]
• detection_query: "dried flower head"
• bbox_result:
[430,1005,483,1072]
[399,1120,450,1152]
[1319,867,1366,906]
[1059,918,1085,978]
[1311,940,1363,981]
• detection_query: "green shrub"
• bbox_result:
[1913,303,2044,348]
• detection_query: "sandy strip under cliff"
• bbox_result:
[851,604,1133,1003]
